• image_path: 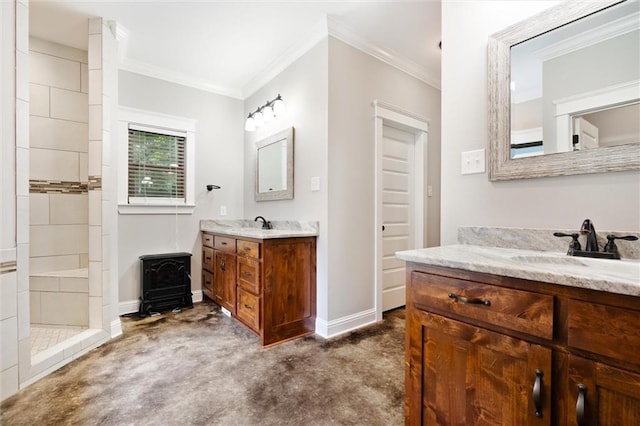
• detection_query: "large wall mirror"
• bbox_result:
[488,0,640,180]
[255,127,294,201]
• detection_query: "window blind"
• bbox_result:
[128,128,186,201]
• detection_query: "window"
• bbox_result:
[128,127,186,201]
[118,107,196,214]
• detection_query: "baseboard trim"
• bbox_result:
[119,299,139,315]
[110,318,123,338]
[119,290,204,316]
[315,308,377,339]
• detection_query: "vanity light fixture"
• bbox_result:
[244,94,286,132]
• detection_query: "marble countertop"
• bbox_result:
[396,245,640,297]
[200,219,318,239]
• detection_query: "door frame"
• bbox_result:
[373,100,428,321]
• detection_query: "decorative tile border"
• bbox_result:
[88,176,102,191]
[29,180,88,194]
[0,261,17,274]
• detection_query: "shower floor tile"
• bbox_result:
[30,325,87,356]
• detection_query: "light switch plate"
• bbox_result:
[220,205,227,216]
[310,176,320,192]
[461,149,486,175]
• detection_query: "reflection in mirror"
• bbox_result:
[509,0,639,159]
[488,0,640,180]
[258,139,287,192]
[255,127,294,201]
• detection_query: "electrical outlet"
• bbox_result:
[461,149,486,175]
[427,185,433,197]
[220,205,227,216]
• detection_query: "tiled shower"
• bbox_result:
[2,7,118,398]
[28,37,89,353]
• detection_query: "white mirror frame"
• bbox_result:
[488,0,640,181]
[255,127,294,201]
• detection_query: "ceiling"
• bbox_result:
[29,1,442,99]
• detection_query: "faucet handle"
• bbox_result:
[604,234,639,257]
[554,232,582,255]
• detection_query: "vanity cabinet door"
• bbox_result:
[406,309,552,426]
[567,355,640,426]
[214,250,236,314]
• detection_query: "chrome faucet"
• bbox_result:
[580,219,598,252]
[254,216,272,229]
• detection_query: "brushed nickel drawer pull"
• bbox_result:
[244,246,251,251]
[244,304,253,311]
[243,272,252,276]
[448,292,491,306]
[221,241,227,245]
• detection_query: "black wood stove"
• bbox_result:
[138,252,193,315]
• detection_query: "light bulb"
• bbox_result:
[273,97,286,117]
[253,110,264,127]
[244,115,256,132]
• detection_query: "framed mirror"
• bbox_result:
[488,0,640,180]
[255,127,294,201]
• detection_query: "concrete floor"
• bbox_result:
[1,300,406,425]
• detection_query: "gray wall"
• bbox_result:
[441,0,640,245]
[243,40,330,319]
[327,37,441,320]
[243,36,441,328]
[118,71,244,304]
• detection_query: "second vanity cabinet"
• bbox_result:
[405,263,640,425]
[202,231,316,346]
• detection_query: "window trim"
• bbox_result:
[118,106,196,215]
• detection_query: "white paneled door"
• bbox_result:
[382,125,414,311]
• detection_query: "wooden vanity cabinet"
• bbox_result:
[405,263,640,425]
[201,231,316,346]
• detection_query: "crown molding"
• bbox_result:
[119,57,244,99]
[241,18,328,98]
[535,11,639,62]
[118,15,439,100]
[327,16,440,90]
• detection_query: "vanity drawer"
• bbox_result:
[410,271,554,339]
[237,257,260,294]
[237,239,260,259]
[237,287,260,332]
[214,236,235,253]
[568,299,640,366]
[202,270,213,299]
[202,246,214,272]
[202,233,214,248]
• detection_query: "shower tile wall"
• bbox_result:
[28,37,89,326]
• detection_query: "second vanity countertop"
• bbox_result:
[200,219,319,239]
[396,244,640,298]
